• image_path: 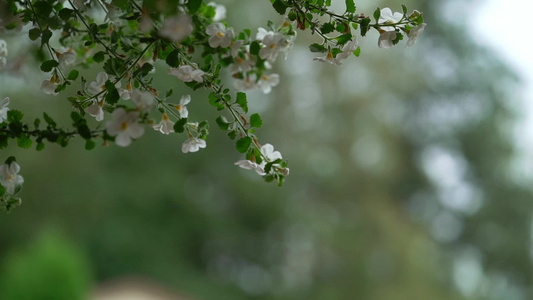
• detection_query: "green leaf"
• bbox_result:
[309,43,327,53]
[4,156,15,165]
[58,8,73,20]
[401,5,407,15]
[373,7,381,22]
[249,41,261,56]
[93,51,106,63]
[7,110,23,123]
[236,137,252,153]
[250,113,262,128]
[71,111,81,122]
[43,113,56,127]
[36,142,45,151]
[227,130,237,140]
[288,10,296,21]
[17,135,32,149]
[28,28,41,41]
[103,57,125,77]
[138,62,153,76]
[165,49,181,67]
[41,28,52,46]
[173,118,188,133]
[336,23,346,33]
[236,92,248,113]
[335,33,352,45]
[77,124,92,139]
[360,18,371,36]
[354,46,361,57]
[345,0,355,13]
[111,0,129,10]
[272,0,289,15]
[320,23,335,34]
[67,69,79,81]
[85,139,95,150]
[392,32,404,45]
[0,134,8,149]
[40,60,59,72]
[187,0,203,14]
[104,80,120,105]
[216,116,230,130]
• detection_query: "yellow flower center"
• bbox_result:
[175,105,182,111]
[269,44,276,49]
[121,122,128,131]
[217,31,224,37]
[162,113,169,120]
[8,174,13,182]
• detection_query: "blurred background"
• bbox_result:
[1,0,532,299]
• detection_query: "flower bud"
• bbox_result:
[409,10,421,20]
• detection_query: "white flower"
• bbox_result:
[87,72,109,95]
[207,2,226,21]
[0,39,7,57]
[174,95,191,118]
[231,54,254,73]
[0,161,23,195]
[118,85,132,100]
[106,108,144,147]
[168,65,205,83]
[41,79,59,95]
[130,89,154,111]
[258,73,279,94]
[206,23,234,48]
[159,15,193,42]
[256,28,275,41]
[259,33,287,62]
[153,113,175,135]
[234,75,258,91]
[336,39,358,61]
[261,143,282,161]
[378,31,397,49]
[84,100,104,121]
[406,23,426,47]
[230,40,243,58]
[182,136,206,153]
[379,7,403,31]
[235,143,288,176]
[313,50,341,65]
[235,160,265,175]
[58,50,76,69]
[104,5,121,23]
[139,13,154,33]
[0,97,9,123]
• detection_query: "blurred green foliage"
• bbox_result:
[0,230,92,299]
[0,0,532,299]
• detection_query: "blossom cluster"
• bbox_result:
[377,8,426,49]
[0,0,426,205]
[0,156,23,212]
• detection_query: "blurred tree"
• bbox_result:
[0,0,531,299]
[0,230,92,299]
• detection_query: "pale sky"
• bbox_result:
[470,0,533,181]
